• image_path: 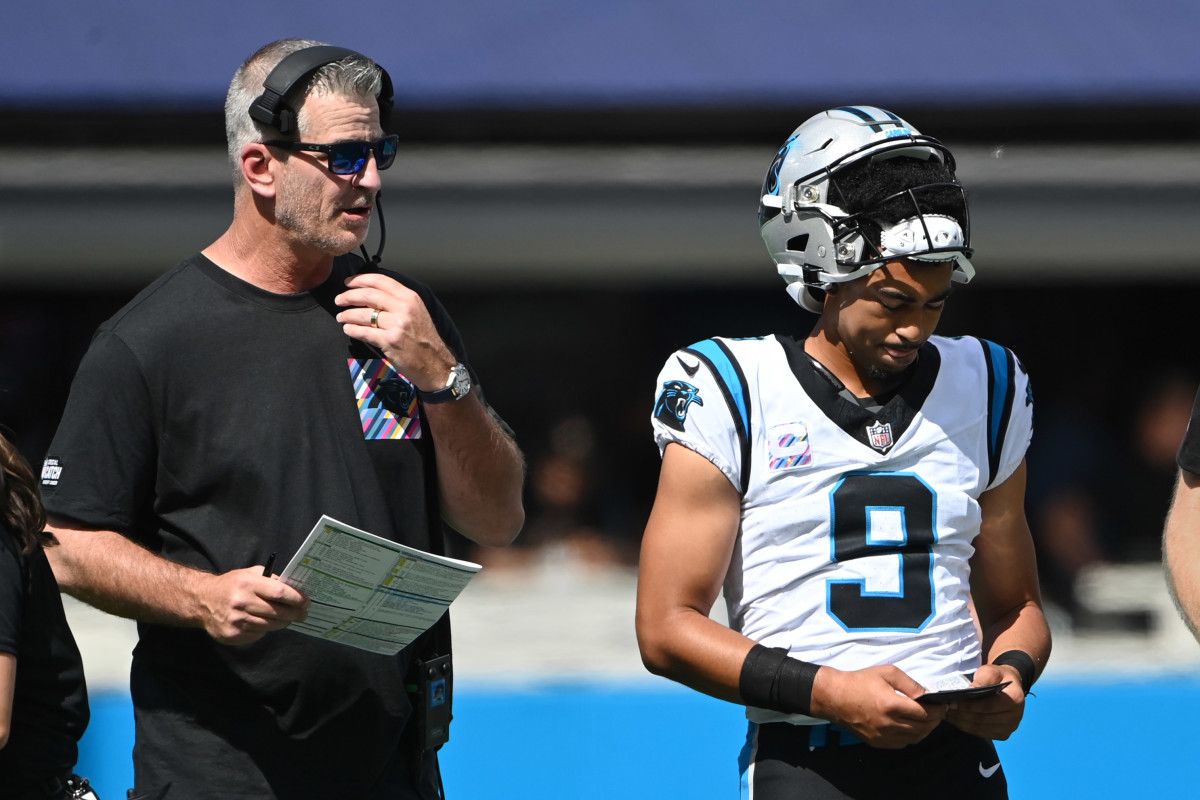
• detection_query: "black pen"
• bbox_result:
[263,552,276,577]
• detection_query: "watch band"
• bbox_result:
[417,363,470,404]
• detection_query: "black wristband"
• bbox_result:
[992,650,1036,694]
[739,644,819,716]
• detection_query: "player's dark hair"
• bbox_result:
[830,156,967,250]
[0,433,54,556]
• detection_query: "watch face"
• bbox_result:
[451,365,471,398]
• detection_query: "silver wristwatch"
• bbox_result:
[417,362,471,403]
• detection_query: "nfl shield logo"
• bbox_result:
[866,420,894,452]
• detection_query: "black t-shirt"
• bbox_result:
[41,253,469,797]
[1178,386,1200,475]
[0,529,89,792]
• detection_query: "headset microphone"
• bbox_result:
[359,191,387,272]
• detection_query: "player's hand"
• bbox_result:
[810,664,947,749]
[196,567,310,645]
[944,663,1026,740]
[334,273,455,392]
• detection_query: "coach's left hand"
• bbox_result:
[944,663,1026,741]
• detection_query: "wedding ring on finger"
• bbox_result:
[369,308,382,328]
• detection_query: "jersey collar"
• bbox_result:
[779,337,941,455]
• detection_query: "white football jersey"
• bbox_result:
[651,334,1033,724]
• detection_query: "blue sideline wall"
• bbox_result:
[78,675,1200,799]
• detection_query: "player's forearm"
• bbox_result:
[427,397,526,546]
[1164,471,1200,640]
[45,522,214,628]
[979,601,1051,687]
[636,606,755,705]
[1164,533,1200,641]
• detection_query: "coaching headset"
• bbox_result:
[249,45,394,268]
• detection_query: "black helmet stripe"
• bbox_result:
[834,106,901,133]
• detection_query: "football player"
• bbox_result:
[636,106,1051,799]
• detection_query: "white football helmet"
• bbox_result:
[759,106,975,313]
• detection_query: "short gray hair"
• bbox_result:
[223,38,385,184]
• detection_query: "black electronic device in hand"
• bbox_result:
[917,681,1011,704]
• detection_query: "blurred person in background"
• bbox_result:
[476,414,636,571]
[38,39,523,800]
[1033,371,1195,630]
[636,106,1049,798]
[0,431,94,799]
[1105,372,1196,562]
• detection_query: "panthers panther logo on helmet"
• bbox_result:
[760,131,803,218]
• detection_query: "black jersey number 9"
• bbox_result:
[827,472,936,631]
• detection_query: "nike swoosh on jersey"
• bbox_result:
[979,762,1001,779]
[677,356,700,377]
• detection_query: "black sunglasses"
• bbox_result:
[265,134,399,175]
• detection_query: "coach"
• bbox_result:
[39,39,524,800]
